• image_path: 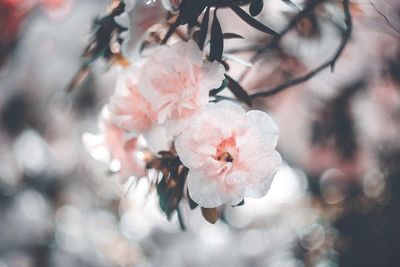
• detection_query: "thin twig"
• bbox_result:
[250,0,352,99]
[370,1,400,35]
[238,0,325,83]
[252,0,326,61]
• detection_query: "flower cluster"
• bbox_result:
[83,0,282,225]
[85,40,281,213]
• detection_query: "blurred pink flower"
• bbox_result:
[137,40,225,136]
[83,106,146,183]
[175,101,282,208]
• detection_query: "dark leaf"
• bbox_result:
[209,78,228,96]
[67,1,127,91]
[177,207,186,230]
[158,150,175,158]
[210,11,224,62]
[214,0,253,7]
[192,30,200,44]
[180,0,207,25]
[197,6,210,50]
[66,65,90,92]
[156,158,188,220]
[187,189,198,209]
[229,5,278,36]
[225,74,252,106]
[388,51,400,84]
[222,32,244,39]
[249,0,264,16]
[201,207,218,224]
[234,199,245,206]
[161,14,183,44]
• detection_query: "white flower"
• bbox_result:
[175,101,282,208]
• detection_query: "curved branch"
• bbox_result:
[370,1,400,35]
[252,0,324,61]
[250,0,352,99]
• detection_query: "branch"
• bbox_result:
[252,0,325,61]
[370,1,400,35]
[250,0,352,99]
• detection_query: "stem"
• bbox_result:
[177,206,186,231]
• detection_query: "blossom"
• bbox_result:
[137,40,225,136]
[110,72,156,132]
[109,71,172,153]
[82,106,146,182]
[175,101,282,208]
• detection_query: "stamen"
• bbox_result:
[217,152,233,162]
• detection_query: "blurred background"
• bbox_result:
[0,0,400,266]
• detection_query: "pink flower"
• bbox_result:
[175,101,282,208]
[109,72,172,153]
[83,106,146,182]
[137,40,225,136]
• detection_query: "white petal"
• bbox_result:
[142,124,172,153]
[247,110,279,147]
[201,60,225,90]
[187,170,224,208]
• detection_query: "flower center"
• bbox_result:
[215,135,237,163]
[217,152,233,162]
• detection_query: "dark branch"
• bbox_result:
[370,1,400,35]
[252,0,325,61]
[250,0,352,99]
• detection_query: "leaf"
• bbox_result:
[156,159,188,220]
[225,74,252,106]
[229,5,278,36]
[161,14,183,44]
[201,207,218,224]
[209,78,228,96]
[234,199,245,207]
[187,189,198,209]
[180,0,207,25]
[249,0,264,16]
[66,65,90,92]
[209,11,223,62]
[197,6,210,50]
[222,32,244,39]
[177,207,186,230]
